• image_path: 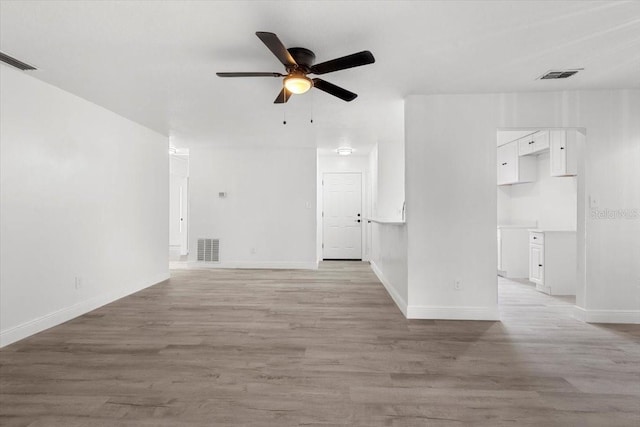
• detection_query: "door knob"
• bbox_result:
[357,213,361,216]
[356,219,361,223]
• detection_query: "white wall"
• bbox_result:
[317,154,371,261]
[405,94,500,320]
[370,223,408,315]
[368,141,408,315]
[188,146,317,269]
[405,90,640,323]
[376,141,405,220]
[0,64,169,346]
[498,150,577,229]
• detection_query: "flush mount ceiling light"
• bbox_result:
[337,147,353,156]
[284,74,313,94]
[168,146,177,154]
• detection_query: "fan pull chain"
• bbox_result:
[283,110,287,125]
[310,91,314,124]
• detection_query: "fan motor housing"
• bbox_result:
[288,47,316,71]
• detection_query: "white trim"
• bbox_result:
[407,305,500,321]
[370,261,408,317]
[573,306,640,324]
[186,261,318,270]
[0,272,170,348]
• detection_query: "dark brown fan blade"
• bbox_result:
[256,32,297,67]
[310,51,375,75]
[312,78,357,102]
[274,87,292,104]
[216,72,283,77]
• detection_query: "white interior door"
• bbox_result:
[179,177,188,255]
[170,173,189,255]
[169,173,182,247]
[323,173,362,260]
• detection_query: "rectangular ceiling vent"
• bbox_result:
[0,52,37,71]
[538,69,582,80]
[197,238,220,262]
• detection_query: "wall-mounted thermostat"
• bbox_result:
[218,192,227,198]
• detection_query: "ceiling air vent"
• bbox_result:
[538,69,582,80]
[0,52,37,71]
[197,238,220,262]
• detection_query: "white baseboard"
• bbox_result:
[0,272,170,348]
[186,261,319,270]
[370,261,408,317]
[407,305,500,321]
[573,306,640,324]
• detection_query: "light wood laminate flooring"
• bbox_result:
[1,262,639,426]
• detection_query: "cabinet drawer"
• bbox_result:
[530,232,544,244]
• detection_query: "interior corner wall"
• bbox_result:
[0,64,170,347]
[188,145,317,269]
[367,143,408,316]
[405,90,640,323]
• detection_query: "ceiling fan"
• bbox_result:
[216,32,375,103]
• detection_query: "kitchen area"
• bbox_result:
[497,129,583,296]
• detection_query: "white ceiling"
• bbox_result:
[1,1,639,152]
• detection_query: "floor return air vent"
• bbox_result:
[197,238,220,262]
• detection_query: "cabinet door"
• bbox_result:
[550,130,567,176]
[518,137,533,156]
[497,142,518,185]
[533,131,549,152]
[529,244,544,284]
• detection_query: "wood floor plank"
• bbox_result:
[1,262,638,426]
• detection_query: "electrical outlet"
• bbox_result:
[454,280,462,291]
[74,276,82,290]
[250,247,256,255]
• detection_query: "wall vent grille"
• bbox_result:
[538,69,582,80]
[0,52,37,70]
[197,238,220,262]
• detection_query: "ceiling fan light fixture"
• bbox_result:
[284,74,313,94]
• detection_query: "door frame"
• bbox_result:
[495,127,586,315]
[321,171,364,261]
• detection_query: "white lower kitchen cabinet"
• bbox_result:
[529,230,577,295]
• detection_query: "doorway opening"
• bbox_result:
[169,148,189,262]
[496,128,586,316]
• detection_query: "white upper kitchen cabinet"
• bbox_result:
[550,129,581,176]
[518,131,550,156]
[497,141,536,185]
